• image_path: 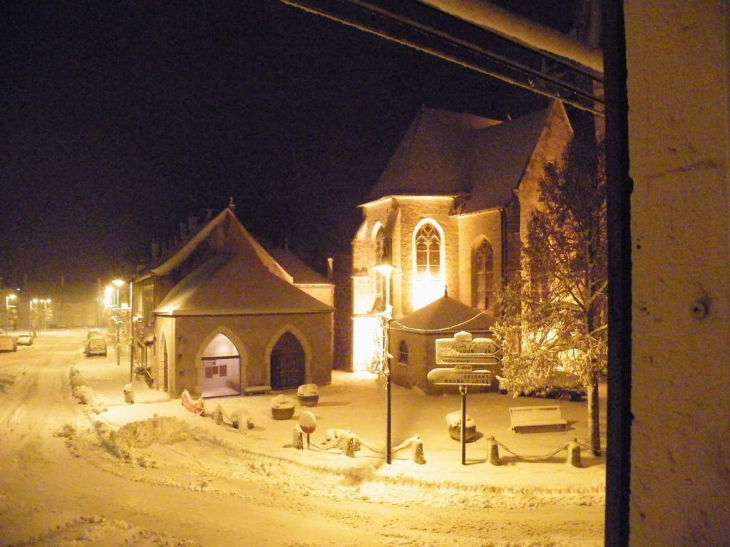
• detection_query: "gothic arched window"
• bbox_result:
[415,222,441,277]
[473,238,494,310]
[398,340,409,365]
[374,225,385,265]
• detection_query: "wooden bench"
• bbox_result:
[243,385,271,396]
[509,405,567,433]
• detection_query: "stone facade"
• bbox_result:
[351,101,573,374]
[133,207,334,398]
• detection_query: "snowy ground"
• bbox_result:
[0,329,605,546]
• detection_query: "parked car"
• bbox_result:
[0,335,18,352]
[84,336,107,357]
[16,334,33,346]
[497,368,586,401]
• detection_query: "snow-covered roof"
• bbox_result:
[145,208,290,283]
[366,102,566,213]
[154,253,332,317]
[268,248,333,286]
[461,107,553,213]
[392,295,493,333]
[367,107,500,201]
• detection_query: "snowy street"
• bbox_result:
[0,329,605,546]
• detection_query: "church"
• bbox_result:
[351,100,572,390]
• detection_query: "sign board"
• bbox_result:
[427,364,493,386]
[435,331,501,366]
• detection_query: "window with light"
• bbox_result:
[412,220,444,310]
[473,238,494,310]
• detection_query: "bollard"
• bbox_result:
[410,436,426,465]
[567,439,581,468]
[487,436,501,466]
[232,408,254,430]
[123,383,134,404]
[292,425,304,450]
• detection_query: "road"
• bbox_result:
[0,330,604,546]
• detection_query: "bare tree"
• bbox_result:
[493,136,607,456]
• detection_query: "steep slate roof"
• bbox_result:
[366,103,555,212]
[463,106,553,213]
[149,207,332,317]
[154,253,332,317]
[268,248,333,286]
[392,295,493,333]
[145,208,290,283]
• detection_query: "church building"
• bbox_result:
[351,100,573,385]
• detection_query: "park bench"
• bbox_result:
[509,405,567,433]
[243,385,271,395]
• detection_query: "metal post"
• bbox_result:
[460,384,467,465]
[128,281,134,402]
[386,361,392,464]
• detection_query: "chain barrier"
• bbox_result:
[491,437,571,462]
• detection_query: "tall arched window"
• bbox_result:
[473,238,494,310]
[372,225,386,312]
[412,220,444,310]
[374,225,385,265]
[415,222,441,277]
[398,339,409,365]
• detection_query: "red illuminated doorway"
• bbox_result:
[270,331,305,390]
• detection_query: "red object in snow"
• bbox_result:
[181,389,204,415]
[299,411,317,434]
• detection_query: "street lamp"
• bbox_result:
[374,262,395,464]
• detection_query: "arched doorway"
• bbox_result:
[270,331,305,390]
[201,333,241,397]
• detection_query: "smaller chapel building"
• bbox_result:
[132,206,334,399]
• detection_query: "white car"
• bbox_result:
[497,369,586,401]
[16,334,33,346]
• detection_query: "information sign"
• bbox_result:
[427,364,493,386]
[435,332,501,366]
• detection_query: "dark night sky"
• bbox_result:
[1,1,573,285]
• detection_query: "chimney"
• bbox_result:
[151,240,161,261]
[187,214,199,233]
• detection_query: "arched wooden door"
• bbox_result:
[270,332,305,390]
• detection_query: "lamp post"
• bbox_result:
[374,262,395,464]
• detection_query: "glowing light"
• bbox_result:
[204,333,237,356]
[352,316,378,372]
[103,286,115,308]
[411,275,444,311]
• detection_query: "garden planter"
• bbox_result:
[270,395,295,420]
[446,411,477,442]
[297,383,319,407]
